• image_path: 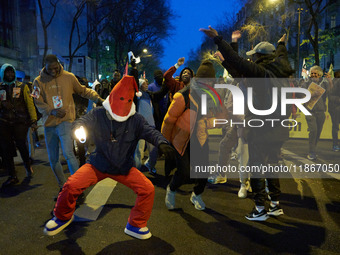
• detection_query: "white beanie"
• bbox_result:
[139,78,146,88]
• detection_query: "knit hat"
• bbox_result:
[246,42,275,55]
[139,78,146,88]
[196,60,215,78]
[154,70,163,78]
[103,75,142,122]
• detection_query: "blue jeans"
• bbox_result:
[44,121,79,188]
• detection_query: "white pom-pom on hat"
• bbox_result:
[136,91,142,97]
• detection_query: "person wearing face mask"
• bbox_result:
[0,64,37,186]
[300,65,333,160]
[33,54,104,196]
[43,75,176,239]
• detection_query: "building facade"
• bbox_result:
[0,0,97,82]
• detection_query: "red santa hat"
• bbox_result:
[103,75,142,122]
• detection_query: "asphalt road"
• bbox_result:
[0,136,339,255]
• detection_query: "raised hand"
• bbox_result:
[199,26,219,38]
[177,57,185,66]
[214,51,225,62]
[278,34,286,43]
[232,30,241,42]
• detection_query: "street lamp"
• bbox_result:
[297,5,303,77]
[141,48,152,58]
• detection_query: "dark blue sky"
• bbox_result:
[159,0,242,75]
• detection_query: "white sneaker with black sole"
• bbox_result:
[267,204,284,216]
[245,207,269,221]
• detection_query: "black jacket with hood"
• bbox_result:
[0,64,37,125]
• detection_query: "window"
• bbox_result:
[331,15,336,28]
[0,0,14,48]
[78,58,83,64]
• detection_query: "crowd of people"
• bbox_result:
[0,26,339,239]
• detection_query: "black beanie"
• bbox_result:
[154,70,163,78]
[196,60,215,78]
[45,54,59,64]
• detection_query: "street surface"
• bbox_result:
[0,135,339,255]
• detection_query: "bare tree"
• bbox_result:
[104,0,174,70]
[304,0,328,65]
[66,0,112,71]
[37,0,59,67]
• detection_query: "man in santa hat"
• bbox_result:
[43,75,176,240]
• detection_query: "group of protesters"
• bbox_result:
[0,26,339,239]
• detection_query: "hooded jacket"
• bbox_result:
[0,64,37,124]
[72,107,167,175]
[33,64,101,127]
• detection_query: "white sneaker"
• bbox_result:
[165,185,176,210]
[238,184,247,198]
[190,192,206,210]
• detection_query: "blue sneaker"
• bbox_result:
[124,222,152,240]
[43,215,74,236]
[332,145,340,152]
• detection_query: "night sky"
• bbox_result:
[159,0,242,75]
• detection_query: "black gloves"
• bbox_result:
[50,108,66,118]
[158,143,177,161]
[96,98,104,106]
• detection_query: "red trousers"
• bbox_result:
[54,163,155,228]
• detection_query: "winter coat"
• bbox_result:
[161,85,215,156]
[73,107,167,175]
[148,81,168,116]
[214,37,295,143]
[0,64,37,125]
[137,90,155,127]
[33,64,101,127]
[163,66,194,100]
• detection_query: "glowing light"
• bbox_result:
[75,126,86,143]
